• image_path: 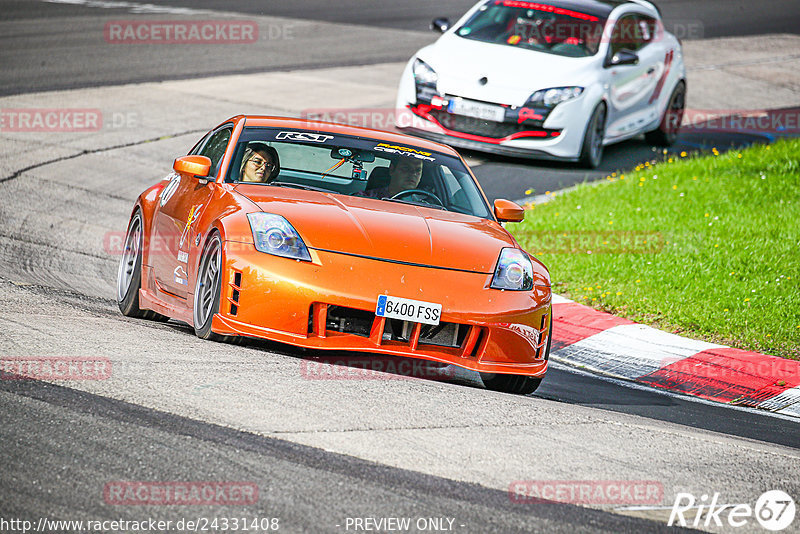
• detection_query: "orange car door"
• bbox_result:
[151,126,232,300]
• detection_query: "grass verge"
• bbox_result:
[508,138,800,359]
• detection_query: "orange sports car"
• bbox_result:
[117,116,552,394]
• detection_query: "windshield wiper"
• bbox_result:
[380,197,446,211]
[270,181,338,194]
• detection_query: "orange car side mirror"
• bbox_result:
[173,155,212,178]
[494,199,525,222]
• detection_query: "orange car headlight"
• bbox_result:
[247,213,311,262]
[491,248,533,291]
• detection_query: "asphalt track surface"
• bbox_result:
[1,1,800,532]
[3,0,800,96]
[0,0,789,201]
[0,376,686,533]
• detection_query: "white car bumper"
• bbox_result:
[395,82,594,161]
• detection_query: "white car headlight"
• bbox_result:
[491,248,533,291]
[413,58,439,86]
[527,86,584,108]
[247,213,311,262]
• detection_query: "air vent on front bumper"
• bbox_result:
[429,109,560,139]
[326,305,373,337]
[420,322,469,348]
[308,302,483,356]
[227,270,242,316]
[382,319,470,349]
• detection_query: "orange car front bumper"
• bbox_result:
[211,242,550,377]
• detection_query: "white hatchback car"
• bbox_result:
[396,0,686,167]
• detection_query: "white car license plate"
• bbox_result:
[447,98,505,122]
[375,295,441,326]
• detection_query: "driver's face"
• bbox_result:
[390,159,423,192]
[242,150,273,183]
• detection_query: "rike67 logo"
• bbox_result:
[669,490,796,531]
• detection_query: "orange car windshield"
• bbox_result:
[229,128,492,219]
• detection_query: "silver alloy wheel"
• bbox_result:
[194,235,221,329]
[117,214,141,303]
[580,103,606,168]
[590,106,606,164]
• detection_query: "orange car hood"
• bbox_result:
[235,185,515,273]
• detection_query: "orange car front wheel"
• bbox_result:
[193,231,241,345]
[480,325,551,395]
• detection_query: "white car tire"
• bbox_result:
[645,81,686,146]
[579,102,607,169]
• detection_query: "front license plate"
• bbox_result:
[447,98,505,122]
[376,295,442,326]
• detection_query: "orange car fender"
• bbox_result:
[188,186,255,302]
[528,252,551,288]
[524,249,552,317]
[193,186,255,250]
[499,229,549,285]
[134,181,167,268]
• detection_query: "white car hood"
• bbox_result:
[421,34,598,106]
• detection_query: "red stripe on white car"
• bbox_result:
[648,49,674,105]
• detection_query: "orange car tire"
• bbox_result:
[193,231,242,345]
[480,326,551,395]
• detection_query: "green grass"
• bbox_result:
[508,139,800,359]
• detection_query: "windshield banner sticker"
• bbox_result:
[374,143,436,162]
[275,131,334,143]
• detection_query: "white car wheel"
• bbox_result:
[579,102,606,169]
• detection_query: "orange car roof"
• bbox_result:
[230,115,461,157]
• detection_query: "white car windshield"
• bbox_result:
[456,0,606,57]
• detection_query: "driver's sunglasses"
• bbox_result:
[250,157,275,171]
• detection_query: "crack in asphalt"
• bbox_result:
[713,69,800,92]
[0,129,205,185]
[34,175,134,202]
[0,232,117,262]
[691,53,800,71]
[267,422,590,435]
[0,276,125,321]
[0,58,416,98]
[0,314,53,337]
[0,276,112,302]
